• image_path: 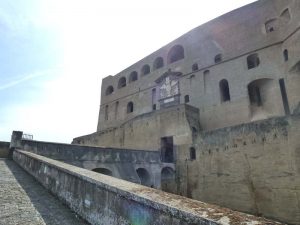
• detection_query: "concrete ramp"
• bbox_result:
[0,159,88,225]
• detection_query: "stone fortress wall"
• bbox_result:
[94,0,300,133]
[10,131,175,189]
[176,114,300,224]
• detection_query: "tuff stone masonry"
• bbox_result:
[70,0,300,224]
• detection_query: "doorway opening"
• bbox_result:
[161,137,174,163]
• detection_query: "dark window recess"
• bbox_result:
[161,137,174,163]
[247,54,260,69]
[152,104,156,110]
[167,45,184,64]
[184,95,190,103]
[141,65,150,75]
[214,54,222,63]
[283,49,288,62]
[219,79,230,102]
[192,63,198,71]
[127,102,134,113]
[118,77,126,88]
[248,84,262,106]
[129,71,138,82]
[190,147,196,160]
[105,86,114,95]
[153,57,164,70]
[279,79,290,115]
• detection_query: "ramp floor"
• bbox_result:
[0,159,88,225]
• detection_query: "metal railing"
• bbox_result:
[22,133,33,140]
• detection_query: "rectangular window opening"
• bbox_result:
[279,78,290,115]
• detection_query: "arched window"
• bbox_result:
[105,86,114,95]
[192,63,198,71]
[219,79,230,102]
[247,53,260,69]
[184,95,190,103]
[118,77,126,88]
[129,71,138,83]
[283,49,288,62]
[127,101,134,113]
[92,168,113,176]
[141,65,150,76]
[190,147,196,160]
[214,54,222,63]
[136,168,151,187]
[153,57,164,70]
[167,45,184,64]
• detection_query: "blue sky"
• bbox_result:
[0,0,255,143]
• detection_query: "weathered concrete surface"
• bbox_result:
[13,150,285,225]
[0,141,9,158]
[0,159,88,225]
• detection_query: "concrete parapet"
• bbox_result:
[13,150,285,225]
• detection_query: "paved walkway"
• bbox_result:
[0,159,89,225]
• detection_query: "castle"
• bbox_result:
[69,0,300,223]
[74,0,300,146]
[14,0,297,224]
[71,0,300,223]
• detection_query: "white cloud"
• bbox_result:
[0,70,54,91]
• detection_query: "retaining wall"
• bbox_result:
[13,150,283,225]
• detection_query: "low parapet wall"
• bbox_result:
[10,132,170,188]
[13,150,284,225]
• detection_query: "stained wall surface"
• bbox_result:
[10,133,171,188]
[95,0,300,133]
[13,150,284,225]
[73,104,199,151]
[69,0,300,224]
[176,115,300,224]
